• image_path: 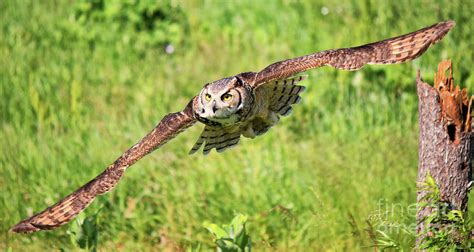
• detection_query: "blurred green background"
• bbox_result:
[1,0,473,251]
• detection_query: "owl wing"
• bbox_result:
[253,20,455,87]
[10,99,197,233]
[189,125,241,155]
[264,75,307,117]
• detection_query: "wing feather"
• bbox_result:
[10,99,197,233]
[263,75,307,116]
[254,20,455,86]
[189,126,241,155]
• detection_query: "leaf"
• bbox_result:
[229,214,248,238]
[203,222,228,240]
[203,214,252,252]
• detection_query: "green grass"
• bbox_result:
[1,0,473,250]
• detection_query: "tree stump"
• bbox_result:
[416,60,473,248]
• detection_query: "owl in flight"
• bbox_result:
[11,20,454,233]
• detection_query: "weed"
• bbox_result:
[204,214,251,252]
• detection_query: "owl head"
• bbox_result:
[196,76,253,125]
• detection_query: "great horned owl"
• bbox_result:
[11,20,454,233]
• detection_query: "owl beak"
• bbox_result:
[211,100,218,114]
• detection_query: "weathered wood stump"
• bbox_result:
[416,60,473,248]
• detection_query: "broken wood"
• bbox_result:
[416,60,473,248]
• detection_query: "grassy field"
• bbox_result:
[1,0,473,251]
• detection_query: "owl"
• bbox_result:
[11,20,454,233]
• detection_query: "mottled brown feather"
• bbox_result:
[254,20,455,86]
[10,99,197,233]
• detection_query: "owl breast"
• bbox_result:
[211,113,242,126]
[237,87,279,138]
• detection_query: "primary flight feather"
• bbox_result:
[11,20,454,233]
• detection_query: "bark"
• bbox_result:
[415,60,473,248]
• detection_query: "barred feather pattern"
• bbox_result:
[10,100,197,233]
[254,20,455,86]
[189,126,241,155]
[267,75,307,116]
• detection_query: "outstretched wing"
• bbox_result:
[253,20,455,86]
[10,99,197,233]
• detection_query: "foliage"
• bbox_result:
[365,207,416,251]
[374,229,405,251]
[65,208,102,252]
[66,0,188,52]
[1,0,473,251]
[204,214,251,252]
[417,174,473,250]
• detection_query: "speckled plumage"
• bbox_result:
[11,21,454,233]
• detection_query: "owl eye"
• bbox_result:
[222,93,233,101]
[205,94,212,101]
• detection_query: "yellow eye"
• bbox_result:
[205,94,212,101]
[222,93,233,101]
